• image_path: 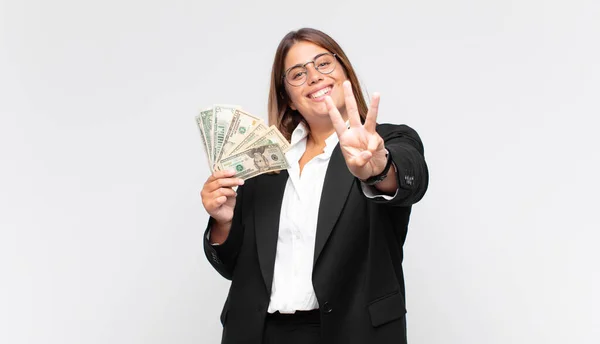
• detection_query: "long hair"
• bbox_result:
[267,28,369,141]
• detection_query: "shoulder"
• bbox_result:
[375,123,420,136]
[375,123,424,148]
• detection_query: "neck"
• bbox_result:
[304,109,348,148]
[307,128,335,149]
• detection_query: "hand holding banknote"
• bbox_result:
[196,104,291,244]
[200,169,244,243]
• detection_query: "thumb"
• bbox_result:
[360,151,372,160]
[351,151,372,167]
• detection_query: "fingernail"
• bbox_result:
[238,179,245,185]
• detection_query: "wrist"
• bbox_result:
[360,149,392,186]
[210,219,232,244]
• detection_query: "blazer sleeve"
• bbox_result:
[203,183,246,280]
[365,123,429,207]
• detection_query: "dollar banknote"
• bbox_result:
[216,109,263,164]
[228,122,268,155]
[195,107,213,166]
[244,125,291,153]
[212,104,238,168]
[217,144,290,180]
[195,104,291,178]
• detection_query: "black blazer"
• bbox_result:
[204,123,428,344]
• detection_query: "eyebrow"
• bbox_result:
[286,52,330,71]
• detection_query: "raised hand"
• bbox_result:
[324,80,387,181]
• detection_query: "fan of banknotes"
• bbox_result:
[195,104,291,180]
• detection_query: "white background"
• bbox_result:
[1,0,599,343]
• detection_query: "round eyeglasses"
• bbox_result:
[283,53,338,87]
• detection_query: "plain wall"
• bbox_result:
[1,0,599,343]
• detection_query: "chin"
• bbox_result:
[313,106,331,118]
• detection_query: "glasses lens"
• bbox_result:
[284,54,337,86]
[315,54,336,74]
[286,66,307,86]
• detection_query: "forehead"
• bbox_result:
[284,41,330,68]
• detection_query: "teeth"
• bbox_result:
[310,87,331,99]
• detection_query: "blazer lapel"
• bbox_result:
[313,145,355,266]
[254,170,288,294]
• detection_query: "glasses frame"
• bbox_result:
[283,52,339,87]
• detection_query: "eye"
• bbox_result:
[292,71,305,80]
[318,61,331,68]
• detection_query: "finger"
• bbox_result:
[212,177,244,191]
[202,185,235,207]
[213,195,228,207]
[325,95,348,137]
[364,92,380,133]
[343,80,361,128]
[367,134,384,154]
[349,151,372,168]
[210,187,237,200]
[204,177,244,194]
[207,169,237,183]
[203,193,227,211]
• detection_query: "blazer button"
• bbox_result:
[322,302,333,314]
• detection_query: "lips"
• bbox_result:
[307,86,332,100]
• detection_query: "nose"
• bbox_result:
[306,63,323,85]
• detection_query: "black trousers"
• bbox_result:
[262,310,321,344]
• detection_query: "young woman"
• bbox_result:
[201,28,429,344]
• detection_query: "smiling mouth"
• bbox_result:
[308,86,332,100]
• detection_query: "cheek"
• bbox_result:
[331,68,348,82]
[287,90,306,108]
[290,92,303,103]
[290,94,307,110]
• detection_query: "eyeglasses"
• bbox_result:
[283,53,338,87]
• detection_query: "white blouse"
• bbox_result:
[267,122,396,314]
